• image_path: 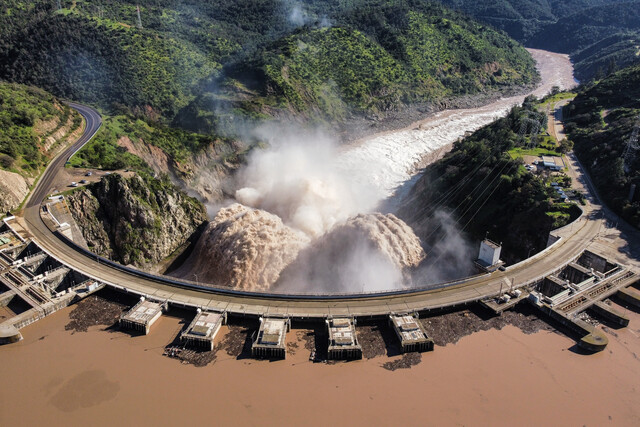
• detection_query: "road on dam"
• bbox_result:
[17,101,617,319]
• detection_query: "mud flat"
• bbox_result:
[1,301,639,426]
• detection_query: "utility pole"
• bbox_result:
[622,115,640,173]
[136,5,143,29]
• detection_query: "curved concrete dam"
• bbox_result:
[19,49,603,317]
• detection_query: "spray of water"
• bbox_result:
[235,127,379,238]
[172,203,310,291]
[275,213,426,294]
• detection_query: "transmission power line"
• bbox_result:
[622,115,640,173]
[517,110,543,148]
[136,5,143,29]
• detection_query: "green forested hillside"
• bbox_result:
[437,0,640,81]
[193,1,537,127]
[401,98,580,263]
[0,0,537,129]
[565,64,640,226]
[0,1,223,119]
[0,81,81,173]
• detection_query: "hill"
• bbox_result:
[436,0,640,81]
[0,0,537,131]
[0,81,82,212]
[182,1,538,132]
[67,172,207,268]
[0,0,224,119]
[564,64,640,226]
[400,97,580,264]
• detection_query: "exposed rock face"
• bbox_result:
[116,136,246,203]
[67,173,207,268]
[0,95,81,213]
[171,204,310,291]
[0,170,30,213]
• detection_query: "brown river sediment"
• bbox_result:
[1,300,639,426]
[2,49,638,425]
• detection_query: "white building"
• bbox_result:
[478,239,502,267]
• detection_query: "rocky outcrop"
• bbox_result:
[0,170,30,214]
[116,136,246,203]
[179,139,247,203]
[67,173,207,268]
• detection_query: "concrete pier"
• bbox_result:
[180,310,226,351]
[389,314,434,353]
[251,316,290,359]
[119,298,163,334]
[530,300,609,352]
[590,301,630,327]
[327,317,362,360]
[524,251,638,352]
[617,287,640,309]
[0,324,22,344]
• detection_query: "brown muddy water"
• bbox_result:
[1,301,638,426]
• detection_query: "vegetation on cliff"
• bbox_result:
[66,173,207,267]
[564,64,640,226]
[400,97,580,263]
[0,0,537,129]
[0,81,82,213]
[0,81,81,173]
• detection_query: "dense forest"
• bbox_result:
[400,97,580,263]
[437,0,640,82]
[219,2,535,123]
[564,64,640,226]
[0,0,537,132]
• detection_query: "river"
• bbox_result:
[337,49,577,206]
[4,50,639,426]
[0,299,638,425]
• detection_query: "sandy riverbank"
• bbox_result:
[1,295,638,426]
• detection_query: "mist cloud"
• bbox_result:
[235,126,378,237]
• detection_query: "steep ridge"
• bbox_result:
[0,81,82,212]
[565,63,640,226]
[66,173,207,268]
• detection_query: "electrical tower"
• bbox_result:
[622,115,640,173]
[136,5,143,29]
[56,0,61,11]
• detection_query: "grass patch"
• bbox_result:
[508,146,562,160]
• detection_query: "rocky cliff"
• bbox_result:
[67,173,207,268]
[116,134,247,204]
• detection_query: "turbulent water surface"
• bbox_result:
[336,49,577,206]
[178,49,576,293]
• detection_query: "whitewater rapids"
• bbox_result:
[335,49,577,204]
[174,49,576,293]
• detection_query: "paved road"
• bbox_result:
[24,103,103,210]
[18,103,614,318]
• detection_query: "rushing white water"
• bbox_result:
[184,49,577,293]
[335,49,578,206]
